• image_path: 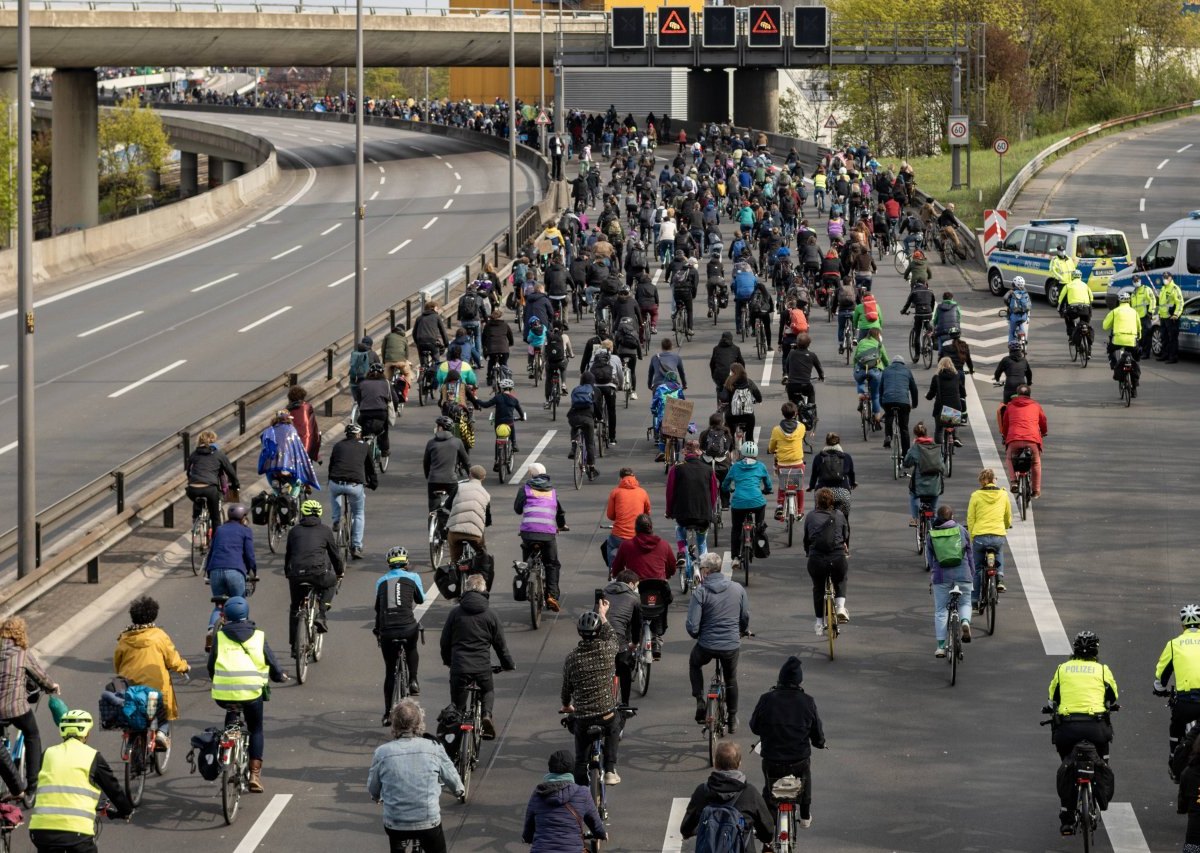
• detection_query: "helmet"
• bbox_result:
[227,503,248,522]
[300,499,323,517]
[59,709,94,740]
[912,250,924,260]
[367,362,385,377]
[386,546,409,567]
[1072,631,1099,658]
[1008,341,1023,352]
[223,595,249,622]
[530,317,543,327]
[740,441,758,458]
[1118,290,1132,303]
[1012,276,1026,289]
[498,378,515,391]
[345,423,362,438]
[619,284,631,294]
[577,611,603,639]
[495,423,512,438]
[436,415,455,430]
[1072,269,1083,280]
[1181,604,1200,626]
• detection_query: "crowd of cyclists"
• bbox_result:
[1,100,1196,853]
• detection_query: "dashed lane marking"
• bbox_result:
[1157,158,1170,170]
[1141,223,1149,240]
[388,239,412,255]
[78,310,143,338]
[1145,177,1154,189]
[510,429,558,483]
[1102,802,1151,853]
[232,794,293,853]
[238,306,292,333]
[320,223,341,236]
[1179,143,1194,153]
[661,797,689,852]
[423,216,438,230]
[0,441,17,455]
[370,190,379,201]
[327,273,355,288]
[108,359,187,399]
[1139,198,1145,212]
[270,245,302,260]
[191,273,238,293]
[444,199,454,210]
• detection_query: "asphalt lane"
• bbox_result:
[0,112,536,526]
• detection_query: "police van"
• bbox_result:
[985,218,1132,303]
[1107,211,1200,304]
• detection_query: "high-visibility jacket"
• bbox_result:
[1049,255,1076,284]
[1102,304,1141,347]
[1131,283,1158,319]
[1048,659,1119,716]
[1159,280,1184,320]
[1057,278,1092,308]
[29,738,102,835]
[210,630,267,703]
[1157,628,1200,692]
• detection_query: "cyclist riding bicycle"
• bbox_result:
[515,463,568,612]
[902,422,946,527]
[1057,269,1094,343]
[1155,605,1200,772]
[769,401,806,522]
[357,362,400,460]
[679,741,773,851]
[560,606,624,786]
[375,547,425,725]
[925,504,974,656]
[441,573,515,741]
[1045,631,1118,836]
[803,488,850,635]
[328,423,378,562]
[257,410,320,501]
[1004,276,1032,346]
[667,440,718,569]
[478,377,526,449]
[1102,290,1141,396]
[966,468,1011,608]
[283,500,344,652]
[566,373,601,482]
[413,300,451,366]
[749,656,825,825]
[686,553,750,732]
[114,595,190,750]
[424,415,470,512]
[185,429,239,528]
[901,279,936,339]
[208,596,289,793]
[1000,385,1047,499]
[522,749,607,851]
[204,504,257,641]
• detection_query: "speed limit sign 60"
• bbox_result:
[947,115,969,147]
[993,137,1010,156]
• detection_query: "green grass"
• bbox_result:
[907,108,1200,229]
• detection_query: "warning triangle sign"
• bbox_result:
[660,9,687,34]
[752,9,777,33]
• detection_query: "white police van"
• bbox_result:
[986,218,1131,303]
[1108,211,1200,302]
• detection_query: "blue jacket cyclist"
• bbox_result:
[207,595,288,794]
[204,503,257,640]
[376,547,425,726]
[368,698,464,853]
[28,709,132,852]
[721,441,773,570]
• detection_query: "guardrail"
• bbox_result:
[0,106,563,617]
[0,1,608,15]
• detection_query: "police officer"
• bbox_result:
[1045,631,1118,833]
[1154,605,1200,771]
[1049,247,1076,293]
[1130,275,1158,359]
[1158,271,1185,364]
[29,710,133,853]
[375,546,425,726]
[1102,291,1141,395]
[1056,269,1093,342]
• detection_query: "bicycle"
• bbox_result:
[941,423,957,478]
[365,430,389,473]
[679,525,704,594]
[672,302,692,347]
[737,302,750,343]
[841,315,855,365]
[218,705,250,824]
[874,229,890,260]
[120,698,171,807]
[779,468,803,547]
[571,427,592,489]
[737,510,754,587]
[891,430,903,480]
[1114,347,1134,407]
[632,582,669,695]
[754,314,767,360]
[190,495,220,576]
[531,347,544,386]
[916,496,936,556]
[1012,447,1034,521]
[702,659,729,767]
[1038,706,1119,849]
[662,434,681,475]
[454,665,504,802]
[858,393,874,442]
[978,542,1001,636]
[293,582,327,684]
[1000,307,1028,357]
[822,574,840,660]
[893,246,910,276]
[561,706,637,823]
[1069,319,1093,368]
[428,492,450,568]
[334,493,352,566]
[548,366,563,421]
[265,481,298,555]
[417,350,440,407]
[707,463,725,548]
[494,424,514,485]
[907,318,935,369]
[0,808,20,853]
[0,686,36,801]
[385,626,424,723]
[944,584,965,686]
[516,542,547,629]
[620,357,633,410]
[770,775,805,853]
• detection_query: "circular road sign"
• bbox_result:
[993,137,1010,156]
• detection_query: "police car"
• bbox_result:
[1107,211,1200,306]
[986,218,1131,303]
[1149,295,1200,358]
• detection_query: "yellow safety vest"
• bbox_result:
[813,173,827,190]
[29,738,102,835]
[1058,279,1092,307]
[211,630,268,703]
[1102,304,1140,347]
[1159,282,1184,319]
[1049,659,1118,715]
[1131,284,1158,319]
[1050,256,1076,284]
[1157,629,1200,692]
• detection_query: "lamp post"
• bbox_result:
[555,0,564,140]
[353,0,365,340]
[904,86,910,161]
[16,0,34,578]
[508,0,517,257]
[539,0,546,154]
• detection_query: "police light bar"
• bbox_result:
[1029,218,1079,228]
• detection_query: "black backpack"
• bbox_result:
[818,450,845,485]
[616,322,640,351]
[671,268,691,292]
[458,291,481,322]
[703,429,730,458]
[809,511,838,552]
[590,351,615,385]
[630,248,648,270]
[545,334,565,363]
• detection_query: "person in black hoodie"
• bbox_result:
[749,656,826,825]
[482,309,514,387]
[993,342,1033,404]
[709,331,745,396]
[680,741,773,846]
[413,301,450,365]
[185,429,240,524]
[284,501,344,648]
[440,574,515,740]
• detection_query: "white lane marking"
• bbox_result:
[445,162,454,169]
[454,185,462,195]
[255,149,319,225]
[413,587,441,622]
[1157,158,1170,170]
[307,136,324,142]
[959,307,1000,318]
[721,550,732,580]
[0,365,8,372]
[454,172,461,180]
[443,199,454,210]
[761,349,773,388]
[1102,802,1151,853]
[108,359,187,398]
[1179,143,1193,153]
[333,143,347,150]
[1141,223,1149,240]
[965,375,1071,655]
[959,320,1009,333]
[191,273,239,293]
[423,216,438,230]
[368,157,378,164]
[77,310,144,338]
[379,176,386,185]
[238,306,292,333]
[510,429,557,483]
[662,797,689,852]
[0,441,17,455]
[1145,177,1154,189]
[328,273,355,288]
[388,239,412,255]
[412,145,424,151]
[320,223,342,236]
[432,153,442,159]
[1139,198,1145,212]
[962,335,1012,349]
[376,164,384,172]
[232,794,293,853]
[270,245,302,260]
[370,190,380,201]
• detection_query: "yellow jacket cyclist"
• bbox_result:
[29,709,133,852]
[207,595,289,794]
[1056,271,1093,339]
[768,401,807,521]
[1102,292,1142,393]
[1154,604,1200,763]
[965,468,1012,605]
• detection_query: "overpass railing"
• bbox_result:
[0,0,608,17]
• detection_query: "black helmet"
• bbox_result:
[436,415,454,431]
[1072,631,1099,658]
[577,611,602,640]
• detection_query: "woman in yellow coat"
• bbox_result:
[768,400,807,521]
[113,595,190,748]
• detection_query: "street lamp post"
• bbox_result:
[354,0,365,340]
[508,0,517,257]
[16,0,34,578]
[555,0,564,141]
[539,0,546,154]
[905,86,910,161]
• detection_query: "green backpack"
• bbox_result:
[929,526,964,567]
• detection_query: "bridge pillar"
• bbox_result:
[207,156,241,189]
[732,69,779,134]
[687,69,729,125]
[52,69,100,231]
[179,151,198,198]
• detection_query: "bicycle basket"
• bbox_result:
[1012,448,1033,473]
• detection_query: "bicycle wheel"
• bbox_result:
[1121,377,1132,407]
[892,442,902,480]
[674,314,683,348]
[190,509,206,576]
[922,336,934,370]
[632,652,649,697]
[860,404,869,442]
[502,444,513,484]
[221,755,242,825]
[550,387,559,422]
[1079,786,1094,852]
[1020,475,1031,521]
[948,614,960,686]
[1079,338,1090,369]
[295,608,310,684]
[916,517,927,555]
[825,586,836,661]
[786,503,795,548]
[1069,337,1079,363]
[843,329,851,365]
[455,736,473,802]
[428,514,445,568]
[266,503,281,554]
[709,500,721,548]
[893,250,909,275]
[908,327,920,362]
[706,696,719,767]
[755,324,766,360]
[124,734,146,806]
[742,530,752,587]
[336,499,352,565]
[986,575,998,636]
[312,616,325,662]
[573,440,584,490]
[530,568,543,629]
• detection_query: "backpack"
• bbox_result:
[590,351,615,386]
[730,386,754,416]
[862,293,879,322]
[607,217,624,239]
[809,512,838,552]
[855,344,880,370]
[694,801,752,853]
[703,428,730,458]
[570,385,594,408]
[917,442,943,476]
[837,284,857,309]
[707,259,723,281]
[671,268,691,292]
[929,525,964,567]
[121,684,160,731]
[459,291,481,322]
[749,288,771,313]
[774,261,794,290]
[818,450,845,485]
[630,248,648,270]
[188,727,223,781]
[616,323,640,351]
[349,348,370,383]
[787,308,807,336]
[545,334,565,363]
[1010,290,1031,314]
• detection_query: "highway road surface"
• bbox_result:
[13,121,1200,853]
[0,111,536,528]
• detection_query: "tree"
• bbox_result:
[97,97,171,219]
[0,99,50,246]
[778,90,801,137]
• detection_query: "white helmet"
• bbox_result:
[1182,604,1200,626]
[740,441,759,458]
[1012,276,1025,290]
